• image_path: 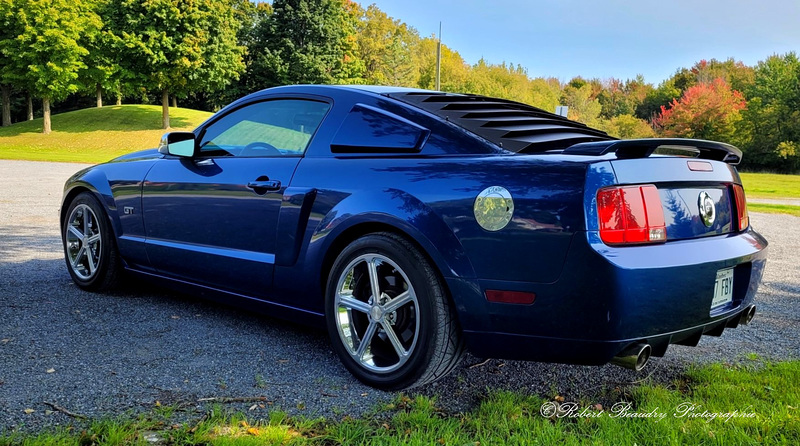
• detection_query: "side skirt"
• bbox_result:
[123,267,326,329]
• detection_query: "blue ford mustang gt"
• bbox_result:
[60,85,767,389]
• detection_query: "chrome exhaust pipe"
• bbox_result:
[741,306,756,325]
[611,343,652,371]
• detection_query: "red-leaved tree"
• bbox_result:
[653,78,746,143]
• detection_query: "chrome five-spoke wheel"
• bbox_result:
[325,233,465,390]
[65,204,102,280]
[334,253,420,373]
[62,192,121,291]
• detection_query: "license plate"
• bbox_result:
[711,268,734,309]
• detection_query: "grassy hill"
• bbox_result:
[0,105,213,163]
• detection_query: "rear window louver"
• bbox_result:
[388,92,613,153]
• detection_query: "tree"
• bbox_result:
[219,1,272,102]
[690,58,755,93]
[561,83,602,127]
[528,77,563,112]
[356,4,419,86]
[466,59,530,102]
[79,1,117,108]
[11,0,100,133]
[598,75,652,119]
[600,114,655,139]
[250,0,361,88]
[416,37,470,92]
[107,0,245,129]
[637,77,682,121]
[0,0,24,126]
[740,53,800,171]
[652,78,746,143]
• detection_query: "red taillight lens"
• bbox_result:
[597,185,666,245]
[732,184,749,231]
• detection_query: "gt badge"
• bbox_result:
[474,186,514,231]
[698,191,715,227]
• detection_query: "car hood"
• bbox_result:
[109,148,162,163]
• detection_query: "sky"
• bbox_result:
[366,0,800,85]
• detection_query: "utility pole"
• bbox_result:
[435,21,442,91]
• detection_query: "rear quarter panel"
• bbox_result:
[274,155,590,315]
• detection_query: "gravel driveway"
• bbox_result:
[1,159,797,432]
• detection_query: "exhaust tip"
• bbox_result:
[741,306,756,325]
[611,343,652,371]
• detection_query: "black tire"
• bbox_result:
[325,232,464,390]
[62,192,122,292]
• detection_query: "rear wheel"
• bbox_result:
[62,192,122,291]
[325,233,464,390]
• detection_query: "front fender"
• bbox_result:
[61,167,120,238]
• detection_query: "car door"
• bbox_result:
[141,98,331,298]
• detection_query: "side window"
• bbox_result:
[198,99,331,157]
[330,103,429,153]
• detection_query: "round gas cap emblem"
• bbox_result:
[698,191,716,227]
[474,186,514,231]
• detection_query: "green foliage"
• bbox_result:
[562,82,603,128]
[637,77,682,120]
[7,0,100,103]
[740,53,800,172]
[105,0,244,125]
[356,4,420,87]
[600,114,656,139]
[0,0,23,85]
[598,76,652,119]
[416,36,470,92]
[250,0,362,87]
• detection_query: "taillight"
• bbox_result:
[732,184,749,231]
[597,185,666,245]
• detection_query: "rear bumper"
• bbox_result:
[449,228,768,363]
[462,305,755,364]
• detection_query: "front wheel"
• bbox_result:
[325,233,464,390]
[62,192,122,291]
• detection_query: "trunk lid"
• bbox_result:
[607,157,740,241]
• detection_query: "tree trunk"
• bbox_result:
[161,89,170,129]
[42,97,51,134]
[27,93,33,121]
[96,83,103,108]
[116,93,122,106]
[1,85,10,127]
[171,96,177,108]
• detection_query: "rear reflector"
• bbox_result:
[597,185,667,245]
[485,290,536,305]
[732,184,749,231]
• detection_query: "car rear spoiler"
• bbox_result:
[562,138,742,165]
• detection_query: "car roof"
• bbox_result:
[246,85,613,154]
[252,84,433,96]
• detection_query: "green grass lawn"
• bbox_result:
[0,105,212,163]
[3,360,798,445]
[740,172,800,199]
[748,203,800,217]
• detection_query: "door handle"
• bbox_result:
[247,179,281,194]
